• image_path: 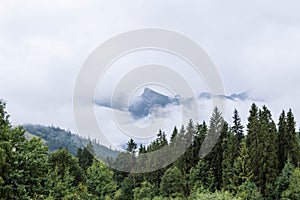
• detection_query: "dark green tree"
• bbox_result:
[232,109,244,158]
[126,138,137,153]
[256,106,278,193]
[120,177,134,200]
[222,129,236,191]
[86,159,116,199]
[49,148,84,185]
[246,103,260,186]
[76,142,94,171]
[273,160,294,200]
[205,107,227,190]
[0,101,48,199]
[232,141,253,192]
[286,109,300,167]
[189,159,215,192]
[160,167,185,198]
[133,181,156,200]
[45,166,76,199]
[282,167,300,200]
[237,180,263,200]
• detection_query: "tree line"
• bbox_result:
[0,100,300,199]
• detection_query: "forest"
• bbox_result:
[1,100,300,200]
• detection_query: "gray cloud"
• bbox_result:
[1,0,300,137]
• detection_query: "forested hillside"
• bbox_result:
[23,124,119,160]
[1,100,300,199]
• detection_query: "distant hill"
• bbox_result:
[23,124,120,161]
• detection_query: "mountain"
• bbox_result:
[23,124,120,160]
[199,91,250,101]
[95,87,255,120]
[128,87,179,119]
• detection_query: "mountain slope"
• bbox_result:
[128,87,179,119]
[23,124,120,160]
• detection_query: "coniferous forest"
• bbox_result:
[1,100,300,200]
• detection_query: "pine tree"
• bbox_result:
[257,106,278,193]
[277,110,288,171]
[170,126,178,142]
[45,166,76,199]
[286,109,300,167]
[282,167,300,200]
[222,129,236,191]
[77,142,94,171]
[127,138,137,153]
[232,141,253,192]
[160,167,185,198]
[0,101,49,199]
[189,159,215,192]
[205,107,227,190]
[86,159,117,199]
[246,103,260,186]
[133,181,156,200]
[232,109,244,158]
[274,160,294,200]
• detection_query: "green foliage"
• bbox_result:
[273,160,294,199]
[86,159,117,200]
[2,100,300,199]
[0,101,49,199]
[189,159,215,192]
[236,180,263,200]
[232,109,244,157]
[222,129,236,191]
[45,166,76,199]
[49,148,84,185]
[119,177,134,200]
[126,138,137,153]
[77,142,94,171]
[232,141,253,192]
[189,189,242,200]
[133,181,155,200]
[23,124,119,160]
[281,168,300,200]
[160,167,185,197]
[246,104,279,193]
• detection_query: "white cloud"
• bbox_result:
[0,0,300,142]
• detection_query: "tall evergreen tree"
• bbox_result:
[76,142,94,171]
[205,107,227,190]
[86,159,117,199]
[286,109,300,167]
[282,167,300,200]
[273,160,294,200]
[232,109,244,158]
[232,141,253,192]
[277,110,288,171]
[49,148,84,186]
[259,106,278,192]
[222,129,236,191]
[0,101,48,199]
[160,167,185,198]
[246,103,260,187]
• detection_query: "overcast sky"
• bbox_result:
[1,0,300,140]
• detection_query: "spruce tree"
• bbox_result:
[160,167,185,198]
[222,129,236,191]
[232,109,244,158]
[254,106,278,194]
[205,107,227,190]
[274,160,294,200]
[277,110,288,171]
[245,103,260,187]
[232,141,253,192]
[286,109,300,167]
